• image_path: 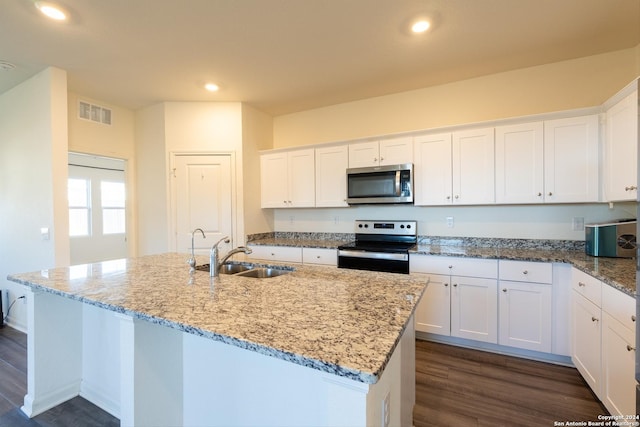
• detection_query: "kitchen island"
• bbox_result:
[7,253,427,426]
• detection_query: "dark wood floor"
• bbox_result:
[0,326,606,426]
[414,339,607,426]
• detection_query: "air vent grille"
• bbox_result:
[78,100,112,125]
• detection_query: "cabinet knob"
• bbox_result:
[444,283,448,287]
[453,283,458,287]
[454,195,459,199]
[632,315,636,322]
[627,345,636,352]
[373,158,378,162]
[522,270,528,275]
[502,288,507,293]
[548,192,553,196]
[591,316,599,322]
[578,282,586,287]
[446,196,451,200]
[625,185,637,191]
[380,157,384,162]
[448,265,453,269]
[537,192,542,197]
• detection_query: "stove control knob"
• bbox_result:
[364,224,368,228]
[406,224,411,229]
[358,224,363,228]
[400,225,405,228]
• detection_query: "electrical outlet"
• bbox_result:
[572,217,584,231]
[289,215,294,224]
[382,392,390,427]
[446,216,454,228]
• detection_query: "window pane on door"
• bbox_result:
[68,178,90,236]
[101,181,125,234]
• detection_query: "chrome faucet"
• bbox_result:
[210,237,253,278]
[188,228,206,269]
[210,236,231,277]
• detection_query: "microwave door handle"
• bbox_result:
[395,170,401,196]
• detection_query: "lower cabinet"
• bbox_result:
[498,260,553,353]
[571,267,636,417]
[451,276,498,343]
[246,245,337,266]
[414,274,450,335]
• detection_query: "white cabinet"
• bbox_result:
[413,133,453,205]
[495,122,544,204]
[498,260,552,352]
[348,136,413,168]
[604,87,638,202]
[246,245,303,263]
[302,248,337,266]
[315,145,348,207]
[260,149,315,208]
[414,128,494,206]
[571,268,603,398]
[452,127,495,205]
[543,115,599,203]
[411,255,498,343]
[601,285,636,417]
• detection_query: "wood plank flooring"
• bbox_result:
[414,339,607,426]
[0,326,606,426]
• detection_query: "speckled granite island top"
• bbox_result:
[7,253,427,384]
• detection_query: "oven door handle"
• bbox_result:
[338,249,408,261]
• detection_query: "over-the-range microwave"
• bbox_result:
[346,163,413,205]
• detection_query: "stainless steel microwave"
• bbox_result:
[346,163,413,205]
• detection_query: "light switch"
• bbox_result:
[40,227,50,241]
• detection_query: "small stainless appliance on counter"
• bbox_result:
[337,220,417,274]
[585,219,637,258]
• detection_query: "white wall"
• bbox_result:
[0,67,69,330]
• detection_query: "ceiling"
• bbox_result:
[1,0,639,116]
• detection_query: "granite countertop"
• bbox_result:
[7,253,426,384]
[248,237,636,297]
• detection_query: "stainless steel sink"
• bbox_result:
[234,268,290,278]
[195,263,254,274]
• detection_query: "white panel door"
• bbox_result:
[174,154,233,256]
[413,133,453,205]
[415,274,451,335]
[451,276,498,343]
[452,127,495,205]
[315,145,348,207]
[69,159,128,265]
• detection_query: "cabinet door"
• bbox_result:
[544,115,599,203]
[413,133,453,205]
[379,136,413,165]
[315,145,348,207]
[247,245,303,263]
[498,281,552,352]
[348,141,379,168]
[260,152,289,208]
[451,276,498,343]
[605,90,638,202]
[452,128,495,205]
[495,122,544,204]
[415,274,451,335]
[287,149,315,207]
[602,312,636,417]
[302,248,337,266]
[572,291,602,397]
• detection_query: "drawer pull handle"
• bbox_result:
[632,315,636,322]
[625,186,637,191]
[522,270,528,275]
[627,345,636,352]
[591,316,599,322]
[578,282,586,287]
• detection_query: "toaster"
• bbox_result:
[585,219,637,258]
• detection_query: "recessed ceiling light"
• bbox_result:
[204,83,219,92]
[35,1,68,21]
[411,20,430,33]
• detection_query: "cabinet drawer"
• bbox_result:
[302,248,337,266]
[410,255,497,278]
[602,285,636,331]
[499,260,552,284]
[247,245,303,263]
[572,268,602,307]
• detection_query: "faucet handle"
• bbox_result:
[213,236,231,248]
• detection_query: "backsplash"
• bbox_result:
[248,232,585,251]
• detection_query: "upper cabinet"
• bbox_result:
[348,136,413,168]
[544,115,599,203]
[315,145,349,207]
[604,86,638,202]
[495,122,545,204]
[261,148,315,208]
[495,115,599,204]
[414,128,495,206]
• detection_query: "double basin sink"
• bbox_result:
[196,262,291,278]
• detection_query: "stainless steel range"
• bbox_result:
[337,220,417,274]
